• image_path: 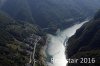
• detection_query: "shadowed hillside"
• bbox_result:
[0,0,100,32]
[67,10,100,66]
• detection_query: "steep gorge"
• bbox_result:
[0,0,100,66]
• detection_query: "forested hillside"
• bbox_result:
[0,0,100,32]
[0,0,100,66]
[0,11,46,66]
[67,10,100,66]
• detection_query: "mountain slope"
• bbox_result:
[1,0,100,30]
[67,10,100,66]
[1,0,35,23]
[0,11,46,66]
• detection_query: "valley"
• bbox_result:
[0,0,100,66]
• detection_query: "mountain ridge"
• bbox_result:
[1,0,100,30]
